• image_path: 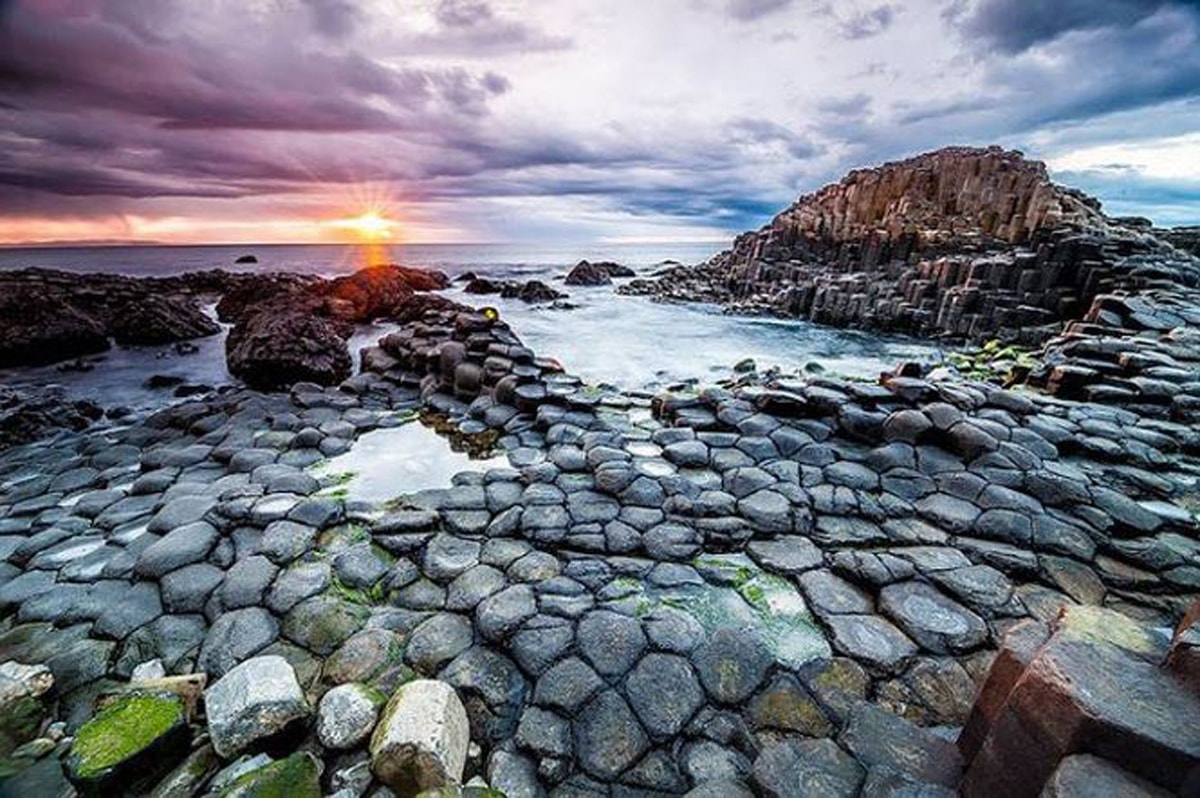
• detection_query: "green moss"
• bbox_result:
[219,752,321,798]
[945,339,1039,384]
[68,693,183,781]
[329,576,386,606]
[738,582,767,610]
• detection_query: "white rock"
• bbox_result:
[317,683,381,750]
[369,679,469,795]
[0,661,53,709]
[131,658,167,682]
[204,655,310,758]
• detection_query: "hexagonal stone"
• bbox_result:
[510,614,574,675]
[446,565,505,611]
[160,563,224,614]
[134,522,219,579]
[217,555,278,610]
[879,581,988,654]
[515,706,572,758]
[746,537,823,575]
[749,673,832,736]
[825,614,918,674]
[282,596,369,656]
[752,738,865,798]
[476,584,536,642]
[404,613,474,674]
[839,701,963,787]
[625,653,704,739]
[438,646,526,744]
[423,535,481,582]
[577,610,646,677]
[198,607,279,678]
[738,490,792,533]
[644,606,705,654]
[93,582,163,640]
[692,627,772,704]
[574,690,649,780]
[798,569,873,616]
[259,520,317,565]
[533,657,604,713]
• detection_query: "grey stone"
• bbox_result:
[317,683,381,750]
[217,555,279,610]
[405,613,474,673]
[198,606,280,677]
[747,537,823,575]
[879,581,988,654]
[825,614,918,674]
[259,520,317,565]
[752,738,865,798]
[692,627,772,704]
[533,657,603,713]
[625,653,704,739]
[574,690,649,780]
[476,584,536,642]
[134,521,219,578]
[577,610,646,677]
[205,654,310,758]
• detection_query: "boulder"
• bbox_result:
[65,691,190,793]
[204,655,310,758]
[106,294,219,346]
[0,289,108,367]
[370,679,470,795]
[225,306,352,390]
[317,683,383,750]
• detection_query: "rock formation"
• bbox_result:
[622,146,1199,347]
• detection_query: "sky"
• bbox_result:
[1,0,1199,246]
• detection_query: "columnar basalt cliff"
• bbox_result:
[622,146,1200,346]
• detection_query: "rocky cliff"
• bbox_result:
[622,146,1198,346]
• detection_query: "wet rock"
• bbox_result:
[217,751,321,797]
[839,701,963,787]
[879,581,989,654]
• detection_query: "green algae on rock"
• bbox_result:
[216,751,321,798]
[66,691,189,792]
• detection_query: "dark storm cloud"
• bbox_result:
[949,0,1200,52]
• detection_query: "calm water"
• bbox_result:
[0,242,940,409]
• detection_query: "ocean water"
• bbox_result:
[0,242,941,410]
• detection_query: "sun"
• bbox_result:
[333,209,398,241]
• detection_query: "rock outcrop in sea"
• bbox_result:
[0,145,1197,796]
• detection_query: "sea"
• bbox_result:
[0,242,941,413]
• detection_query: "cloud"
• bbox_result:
[838,3,899,38]
[726,0,796,22]
[301,0,360,39]
[950,0,1198,53]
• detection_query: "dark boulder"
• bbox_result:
[226,306,353,390]
[564,260,635,286]
[0,289,109,367]
[501,280,567,303]
[235,254,258,264]
[0,386,104,450]
[107,295,220,346]
[464,278,504,295]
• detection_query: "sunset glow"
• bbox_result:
[333,210,399,241]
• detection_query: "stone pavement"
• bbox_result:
[2,297,1197,795]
